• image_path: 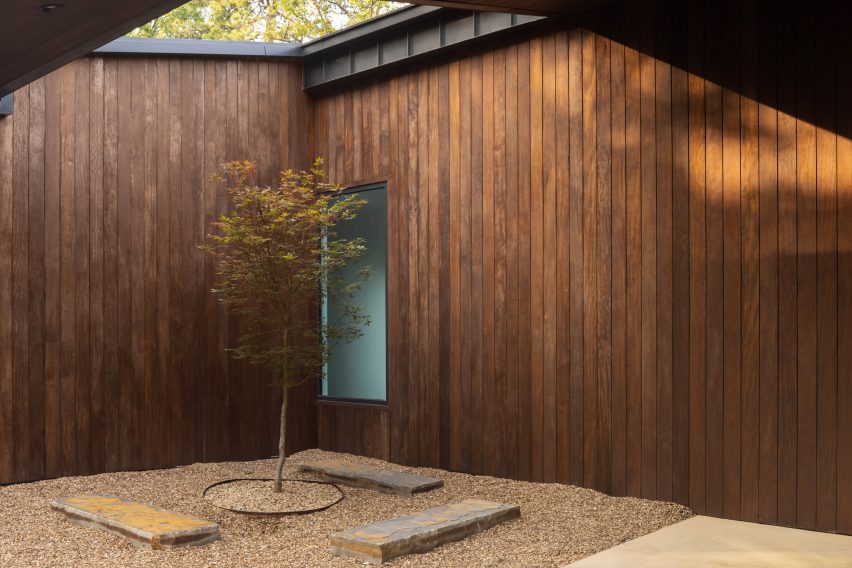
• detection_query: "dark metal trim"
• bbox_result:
[94,37,301,59]
[301,5,444,55]
[317,397,390,409]
[302,9,545,89]
[318,182,390,405]
[0,94,12,117]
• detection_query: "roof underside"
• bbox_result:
[0,0,187,96]
[0,0,604,98]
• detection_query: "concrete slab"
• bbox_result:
[568,515,852,567]
[330,498,520,564]
[300,458,443,496]
[51,494,220,550]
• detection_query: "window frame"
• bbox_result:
[317,181,389,406]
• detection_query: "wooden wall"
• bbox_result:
[0,55,314,484]
[311,0,852,535]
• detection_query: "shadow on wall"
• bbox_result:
[570,0,852,531]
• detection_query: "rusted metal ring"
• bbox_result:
[202,477,344,516]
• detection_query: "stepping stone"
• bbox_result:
[299,458,443,497]
[330,498,520,565]
[51,494,220,550]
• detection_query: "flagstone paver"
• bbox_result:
[329,498,520,564]
[51,494,220,550]
[300,458,443,496]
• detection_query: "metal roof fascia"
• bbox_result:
[94,37,302,58]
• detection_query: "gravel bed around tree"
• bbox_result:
[204,479,342,513]
[0,449,691,567]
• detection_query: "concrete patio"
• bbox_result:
[570,515,852,567]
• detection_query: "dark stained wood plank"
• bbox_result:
[555,31,572,487]
[88,58,105,475]
[166,58,184,468]
[142,59,158,469]
[427,64,441,466]
[704,0,725,517]
[416,66,430,466]
[129,58,145,470]
[567,28,586,488]
[639,11,657,499]
[739,0,760,524]
[101,58,119,474]
[757,0,779,525]
[395,71,412,466]
[26,78,46,482]
[594,33,612,494]
[407,65,422,466]
[529,36,544,482]
[653,6,673,501]
[581,29,599,490]
[492,47,509,479]
[0,81,14,483]
[687,0,707,515]
[11,83,31,481]
[516,40,532,482]
[837,0,852,536]
[623,33,642,498]
[446,63,459,471]
[156,57,172,466]
[504,44,520,481]
[814,0,837,533]
[481,51,497,475]
[436,63,451,471]
[721,0,742,520]
[43,68,63,479]
[669,0,690,508]
[608,32,626,496]
[542,35,558,484]
[776,1,799,526]
[74,61,91,475]
[795,0,818,530]
[59,63,78,477]
[385,76,400,465]
[469,56,484,474]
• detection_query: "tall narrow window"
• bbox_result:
[321,184,387,402]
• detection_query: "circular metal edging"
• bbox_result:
[202,477,344,516]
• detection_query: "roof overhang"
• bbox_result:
[0,0,610,98]
[0,0,189,97]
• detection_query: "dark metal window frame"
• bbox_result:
[0,94,13,117]
[318,181,389,407]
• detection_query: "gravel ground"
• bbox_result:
[205,479,342,513]
[0,449,691,567]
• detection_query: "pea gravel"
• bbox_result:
[204,479,342,513]
[0,449,691,567]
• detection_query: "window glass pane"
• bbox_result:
[321,186,387,401]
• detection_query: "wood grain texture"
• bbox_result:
[0,55,313,484]
[309,0,852,535]
[2,0,851,538]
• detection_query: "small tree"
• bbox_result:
[202,159,369,493]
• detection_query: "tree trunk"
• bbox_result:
[272,386,289,493]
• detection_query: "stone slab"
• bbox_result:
[330,498,520,564]
[51,494,221,550]
[299,459,443,496]
[567,515,852,568]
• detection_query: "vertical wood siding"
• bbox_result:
[312,0,852,535]
[0,56,313,484]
